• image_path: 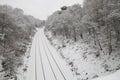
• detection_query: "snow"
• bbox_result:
[25,28,76,80]
[45,30,120,80]
[92,70,120,80]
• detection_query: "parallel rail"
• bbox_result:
[33,31,67,80]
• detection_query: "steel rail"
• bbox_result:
[41,33,67,80]
[37,38,46,80]
[39,35,58,80]
[35,39,38,80]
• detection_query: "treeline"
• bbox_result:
[0,5,43,79]
[45,0,120,55]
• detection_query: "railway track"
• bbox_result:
[26,29,76,80]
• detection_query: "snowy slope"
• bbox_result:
[45,30,120,80]
[92,70,120,80]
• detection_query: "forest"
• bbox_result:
[0,5,44,79]
[45,0,120,54]
[45,0,120,79]
[0,0,120,80]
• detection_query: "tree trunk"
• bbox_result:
[117,30,120,42]
[73,26,77,42]
[93,27,102,50]
[80,33,83,39]
[92,28,97,45]
[64,29,68,39]
[108,30,112,55]
[88,28,92,35]
[107,26,109,39]
[63,25,68,39]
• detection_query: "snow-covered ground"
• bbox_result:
[92,70,120,80]
[45,30,120,80]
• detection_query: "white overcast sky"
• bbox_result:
[0,0,83,20]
